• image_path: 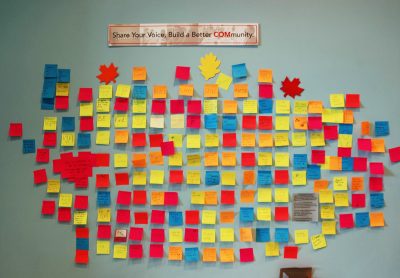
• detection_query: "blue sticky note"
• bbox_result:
[62,117,75,131]
[341,157,354,171]
[231,63,247,79]
[370,193,384,208]
[204,114,218,129]
[185,247,199,262]
[205,171,220,186]
[77,133,91,148]
[169,211,183,226]
[97,191,111,207]
[259,99,273,114]
[275,228,289,243]
[41,97,54,110]
[57,69,70,83]
[44,64,58,78]
[42,78,57,99]
[307,165,321,180]
[293,154,308,170]
[375,121,389,136]
[76,238,89,250]
[258,170,272,185]
[239,207,254,222]
[355,212,370,228]
[256,228,270,242]
[338,124,353,134]
[222,115,236,131]
[23,139,36,154]
[132,85,147,99]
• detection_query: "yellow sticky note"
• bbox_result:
[322,221,337,235]
[294,100,308,114]
[334,192,349,207]
[169,228,183,243]
[168,246,183,261]
[150,115,164,129]
[98,84,113,99]
[258,152,272,166]
[319,190,334,203]
[274,133,289,147]
[150,170,164,185]
[274,152,289,167]
[204,99,218,114]
[150,191,164,205]
[216,73,232,90]
[132,171,146,186]
[204,84,219,98]
[114,153,128,168]
[61,132,75,147]
[191,191,205,205]
[333,176,348,191]
[97,114,111,128]
[257,188,272,203]
[43,117,57,131]
[320,205,335,219]
[132,115,147,129]
[153,85,167,99]
[220,248,235,262]
[96,240,110,255]
[96,130,110,145]
[295,230,309,244]
[292,171,307,185]
[330,94,345,108]
[221,171,236,186]
[168,134,183,148]
[322,109,344,123]
[257,207,271,221]
[187,134,201,149]
[115,84,131,98]
[338,134,353,148]
[205,134,219,147]
[96,99,111,113]
[132,99,147,114]
[73,211,88,225]
[311,234,327,250]
[132,66,147,81]
[258,69,273,83]
[291,132,306,147]
[47,179,60,193]
[168,152,182,166]
[201,229,216,243]
[59,193,72,207]
[220,228,234,242]
[170,114,184,129]
[275,116,290,131]
[179,84,194,96]
[187,154,201,166]
[310,132,325,147]
[56,83,69,96]
[202,210,217,225]
[223,100,237,114]
[265,242,280,257]
[276,100,290,114]
[97,208,111,222]
[187,170,201,185]
[243,100,258,114]
[113,244,128,259]
[114,114,128,128]
[274,188,289,203]
[79,102,93,117]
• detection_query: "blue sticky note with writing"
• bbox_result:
[57,69,70,83]
[62,117,75,131]
[23,139,36,154]
[338,124,353,134]
[256,228,270,242]
[204,114,218,129]
[41,97,54,110]
[44,64,58,78]
[341,157,354,171]
[258,170,272,185]
[355,212,370,227]
[169,211,183,226]
[205,171,220,186]
[232,63,247,79]
[132,85,147,99]
[275,228,289,243]
[259,99,273,114]
[185,247,199,262]
[76,238,89,250]
[307,165,321,180]
[42,78,56,99]
[370,193,384,208]
[77,133,91,149]
[222,115,236,131]
[97,191,111,207]
[293,154,308,170]
[375,121,389,136]
[240,207,254,222]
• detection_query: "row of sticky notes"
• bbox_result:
[75,228,89,264]
[41,64,70,110]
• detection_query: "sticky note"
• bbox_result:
[96,241,110,255]
[265,242,280,257]
[23,139,36,154]
[276,100,290,114]
[59,193,73,207]
[204,84,219,98]
[275,228,289,243]
[294,230,309,244]
[43,117,57,131]
[202,248,217,262]
[256,228,270,242]
[175,66,190,80]
[330,94,345,107]
[232,63,247,79]
[113,244,128,259]
[258,69,273,83]
[292,132,307,147]
[132,66,146,81]
[216,73,232,90]
[201,229,216,243]
[99,84,113,99]
[220,228,234,242]
[311,234,327,250]
[294,100,308,114]
[375,121,389,136]
[292,171,307,185]
[257,207,271,221]
[274,188,289,203]
[333,176,348,191]
[220,248,234,263]
[153,85,167,99]
[185,247,199,262]
[187,134,201,148]
[243,100,258,113]
[96,131,110,145]
[79,102,93,117]
[322,221,337,234]
[169,228,183,243]
[179,84,194,96]
[74,211,88,225]
[257,188,272,203]
[115,84,131,98]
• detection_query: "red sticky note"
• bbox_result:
[345,94,360,108]
[323,125,338,140]
[370,162,384,175]
[369,177,383,191]
[133,191,147,205]
[353,157,367,171]
[134,212,148,224]
[184,228,199,242]
[55,96,69,110]
[351,194,366,208]
[259,84,274,98]
[9,123,23,137]
[114,97,129,111]
[187,100,202,114]
[358,138,371,151]
[117,191,132,206]
[151,210,165,225]
[389,146,400,163]
[149,244,164,258]
[115,172,129,186]
[149,134,163,148]
[170,99,185,114]
[43,132,57,147]
[96,174,110,188]
[36,148,50,163]
[129,227,144,241]
[275,170,289,185]
[221,190,235,205]
[242,115,257,130]
[275,207,289,221]
[150,228,165,242]
[175,66,190,80]
[78,88,93,102]
[187,115,201,129]
[151,100,166,114]
[259,116,273,130]
[74,195,88,210]
[161,141,175,156]
[185,210,200,225]
[164,192,179,206]
[308,116,322,130]
[223,133,237,147]
[283,246,298,259]
[311,150,325,164]
[116,209,131,224]
[97,225,111,239]
[80,116,94,131]
[129,244,143,259]
[76,227,89,238]
[241,152,256,167]
[58,207,71,222]
[75,250,89,264]
[169,170,183,184]
[41,200,55,215]
[33,169,47,184]
[339,213,354,229]
[337,147,352,157]
[239,248,254,263]
[95,153,110,167]
[132,133,147,147]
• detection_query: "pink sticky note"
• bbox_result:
[80,116,94,131]
[117,191,132,206]
[149,244,164,258]
[184,228,199,242]
[97,225,111,239]
[74,195,88,210]
[33,169,47,184]
[114,97,129,111]
[353,157,367,171]
[78,88,93,102]
[8,123,23,137]
[150,210,165,224]
[337,147,352,157]
[345,94,360,108]
[151,100,166,114]
[161,141,175,156]
[129,244,143,259]
[370,162,384,175]
[43,132,57,147]
[351,194,366,208]
[308,116,322,130]
[358,138,372,151]
[187,100,202,114]
[150,228,165,242]
[311,150,325,164]
[186,115,201,129]
[283,246,298,259]
[323,125,338,140]
[170,99,185,114]
[369,177,383,191]
[389,146,400,163]
[175,66,190,80]
[55,96,69,110]
[339,213,354,229]
[239,248,254,262]
[58,207,71,222]
[134,212,148,224]
[41,200,55,215]
[36,148,50,163]
[116,209,131,224]
[129,227,144,241]
[259,84,273,98]
[164,192,179,206]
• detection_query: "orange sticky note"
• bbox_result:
[241,133,256,147]
[240,190,255,203]
[308,101,323,114]
[168,246,183,261]
[179,84,194,96]
[132,153,147,168]
[132,66,147,81]
[203,247,217,262]
[153,85,167,99]
[233,84,248,98]
[150,191,164,205]
[239,227,253,242]
[293,116,308,130]
[351,177,364,191]
[204,84,218,98]
[204,152,219,167]
[259,133,273,147]
[223,100,238,114]
[370,212,385,227]
[220,211,235,224]
[115,130,129,144]
[258,69,273,83]
[220,248,234,263]
[205,191,218,205]
[361,121,370,136]
[149,151,164,165]
[371,139,385,153]
[221,152,236,166]
[243,170,255,185]
[314,180,329,192]
[329,156,342,171]
[343,110,354,124]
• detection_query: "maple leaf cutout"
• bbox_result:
[96,63,119,84]
[280,76,304,98]
[198,52,221,80]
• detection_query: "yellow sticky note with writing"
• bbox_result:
[169,228,183,243]
[170,114,184,128]
[258,152,272,166]
[258,69,273,83]
[294,230,309,244]
[150,170,164,184]
[132,171,146,186]
[334,192,349,207]
[114,153,128,168]
[275,100,290,114]
[310,132,325,147]
[97,114,111,128]
[294,100,308,114]
[274,188,289,203]
[274,133,289,147]
[202,210,217,224]
[73,211,88,225]
[80,102,93,117]
[320,205,335,219]
[319,190,334,203]
[96,240,110,255]
[205,134,219,147]
[96,99,110,112]
[333,176,348,191]
[113,244,127,259]
[43,117,57,131]
[243,100,258,114]
[187,154,201,166]
[201,229,216,243]
[338,134,353,148]
[168,134,182,148]
[292,132,307,147]
[168,152,182,166]
[220,228,234,242]
[132,115,147,129]
[191,191,205,205]
[292,171,307,185]
[47,179,60,193]
[322,109,344,123]
[257,207,271,221]
[114,114,128,128]
[115,84,131,98]
[221,171,235,186]
[98,84,113,99]
[216,73,232,90]
[61,132,75,147]
[97,208,111,222]
[329,94,345,107]
[56,83,69,96]
[322,221,337,235]
[265,242,280,257]
[204,99,218,114]
[59,193,73,207]
[275,116,290,130]
[132,99,147,114]
[257,188,272,203]
[187,170,201,185]
[96,131,110,145]
[187,134,201,149]
[274,152,289,167]
[311,234,327,250]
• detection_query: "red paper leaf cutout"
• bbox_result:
[96,63,119,84]
[280,76,304,99]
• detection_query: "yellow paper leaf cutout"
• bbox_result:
[198,52,221,80]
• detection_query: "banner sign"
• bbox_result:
[108,23,259,46]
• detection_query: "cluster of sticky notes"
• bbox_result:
[42,64,70,110]
[75,228,89,264]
